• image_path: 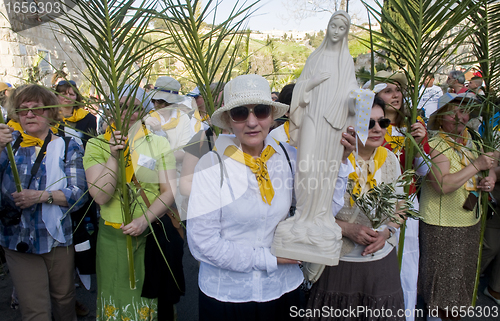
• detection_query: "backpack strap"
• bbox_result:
[212,150,225,188]
[278,142,293,175]
[62,136,71,163]
[11,135,23,155]
[277,142,296,216]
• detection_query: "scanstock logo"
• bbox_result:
[5,0,78,32]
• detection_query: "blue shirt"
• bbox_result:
[0,132,88,254]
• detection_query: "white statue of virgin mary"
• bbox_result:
[272,10,360,265]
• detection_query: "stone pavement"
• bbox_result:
[1,244,499,321]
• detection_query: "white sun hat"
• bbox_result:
[152,76,185,104]
[211,74,289,130]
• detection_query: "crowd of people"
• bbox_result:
[0,58,499,321]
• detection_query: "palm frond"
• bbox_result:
[153,0,258,130]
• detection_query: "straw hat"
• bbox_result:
[362,70,407,93]
[0,82,10,92]
[152,76,184,104]
[427,92,479,130]
[211,74,289,130]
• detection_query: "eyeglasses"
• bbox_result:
[16,108,46,116]
[229,104,272,122]
[369,118,391,130]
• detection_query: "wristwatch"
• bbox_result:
[46,191,54,204]
[387,226,397,238]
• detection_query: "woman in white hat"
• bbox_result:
[187,74,356,320]
[420,93,496,320]
[147,76,192,163]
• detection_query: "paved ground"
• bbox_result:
[1,243,499,321]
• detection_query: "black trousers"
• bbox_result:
[199,286,302,321]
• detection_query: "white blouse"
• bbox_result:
[187,134,351,303]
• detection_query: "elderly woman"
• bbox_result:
[83,86,177,320]
[419,93,496,320]
[306,97,405,320]
[187,74,355,321]
[0,84,87,321]
[55,80,97,148]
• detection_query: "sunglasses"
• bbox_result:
[16,108,46,117]
[229,104,272,122]
[369,118,391,130]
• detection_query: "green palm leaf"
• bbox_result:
[360,0,482,269]
[55,0,160,290]
[153,0,258,132]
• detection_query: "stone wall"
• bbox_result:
[0,0,87,87]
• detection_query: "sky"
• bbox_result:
[205,0,376,32]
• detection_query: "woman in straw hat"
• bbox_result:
[187,74,356,320]
[419,93,496,320]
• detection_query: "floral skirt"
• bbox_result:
[96,219,157,321]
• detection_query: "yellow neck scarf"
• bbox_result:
[384,116,425,154]
[7,120,52,148]
[348,146,388,206]
[7,120,22,132]
[384,124,405,154]
[438,128,477,191]
[224,144,276,205]
[284,120,290,144]
[103,123,150,183]
[63,108,89,123]
[193,110,210,133]
[8,119,59,135]
[20,132,46,148]
[150,109,181,131]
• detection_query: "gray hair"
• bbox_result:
[449,70,465,84]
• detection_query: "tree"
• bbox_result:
[282,0,345,21]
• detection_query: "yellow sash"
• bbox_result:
[224,144,276,205]
[193,110,210,133]
[348,146,388,205]
[103,123,149,183]
[438,129,477,191]
[63,108,89,123]
[284,120,290,144]
[104,220,122,229]
[384,116,425,154]
[150,109,181,131]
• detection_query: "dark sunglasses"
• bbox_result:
[229,104,272,122]
[369,118,391,130]
[16,108,46,117]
